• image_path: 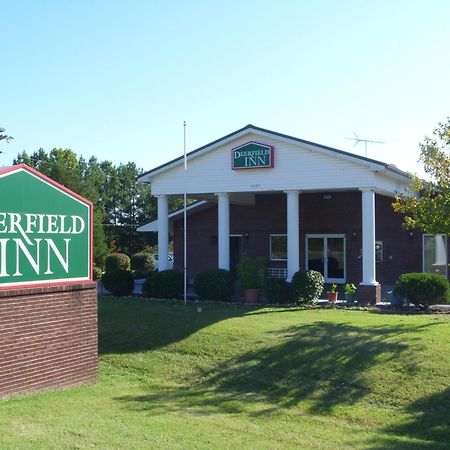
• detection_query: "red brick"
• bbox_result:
[0,282,97,399]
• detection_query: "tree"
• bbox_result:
[393,118,450,235]
[0,127,13,143]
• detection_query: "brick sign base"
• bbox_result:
[0,282,98,399]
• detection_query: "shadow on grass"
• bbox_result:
[366,387,450,449]
[115,320,431,415]
[98,297,252,355]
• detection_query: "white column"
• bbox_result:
[216,193,230,271]
[286,190,300,281]
[157,194,169,271]
[360,188,378,285]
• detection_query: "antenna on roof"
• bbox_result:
[345,131,384,157]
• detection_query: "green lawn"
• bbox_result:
[1,298,450,449]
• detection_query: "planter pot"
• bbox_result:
[244,289,260,303]
[327,291,338,304]
[345,293,356,305]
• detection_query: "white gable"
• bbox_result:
[141,126,410,197]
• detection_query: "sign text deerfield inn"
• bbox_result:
[232,142,274,170]
[0,164,92,288]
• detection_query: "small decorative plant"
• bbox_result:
[236,256,265,290]
[327,283,338,304]
[344,283,357,305]
[344,283,357,294]
[236,256,265,302]
[328,283,338,293]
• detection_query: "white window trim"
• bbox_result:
[422,234,448,276]
[305,234,346,283]
[270,234,288,261]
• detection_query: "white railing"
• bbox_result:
[267,268,288,279]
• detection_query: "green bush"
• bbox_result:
[292,270,324,305]
[236,256,266,289]
[102,269,134,297]
[194,269,235,301]
[104,253,131,272]
[92,266,103,281]
[131,252,154,278]
[152,270,184,299]
[265,277,293,304]
[394,272,449,309]
[142,271,153,298]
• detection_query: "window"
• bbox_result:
[270,234,287,261]
[375,241,383,262]
[423,234,448,276]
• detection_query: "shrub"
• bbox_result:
[92,266,103,281]
[265,277,293,304]
[131,252,154,278]
[104,253,131,272]
[236,256,266,289]
[142,271,153,298]
[152,270,184,299]
[292,270,324,305]
[394,272,449,310]
[194,269,234,301]
[102,269,134,297]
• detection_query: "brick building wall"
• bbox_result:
[0,282,98,399]
[173,191,445,285]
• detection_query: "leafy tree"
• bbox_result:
[393,118,450,235]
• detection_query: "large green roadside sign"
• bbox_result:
[0,164,92,289]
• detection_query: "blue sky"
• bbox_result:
[1,0,449,174]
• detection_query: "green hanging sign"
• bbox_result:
[232,142,274,170]
[0,164,92,289]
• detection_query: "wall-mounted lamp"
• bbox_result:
[243,233,250,239]
[323,194,332,200]
[408,231,414,239]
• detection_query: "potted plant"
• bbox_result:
[327,283,338,304]
[344,283,357,305]
[236,256,265,302]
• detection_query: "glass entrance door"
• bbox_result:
[306,235,345,283]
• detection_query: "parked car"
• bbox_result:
[153,252,174,270]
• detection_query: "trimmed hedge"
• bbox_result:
[194,269,235,301]
[131,252,154,279]
[394,272,449,309]
[265,277,293,304]
[292,270,324,304]
[142,271,153,298]
[151,270,184,299]
[104,253,131,272]
[102,269,134,297]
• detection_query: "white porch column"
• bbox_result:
[157,194,169,271]
[286,190,300,281]
[216,193,230,271]
[360,188,378,285]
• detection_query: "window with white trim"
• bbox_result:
[270,234,287,261]
[423,234,448,276]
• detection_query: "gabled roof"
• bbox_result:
[138,124,410,183]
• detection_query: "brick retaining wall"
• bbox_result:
[0,282,98,399]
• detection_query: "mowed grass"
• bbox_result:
[1,299,450,449]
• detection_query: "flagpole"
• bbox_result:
[183,121,187,305]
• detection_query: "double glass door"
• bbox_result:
[306,235,345,283]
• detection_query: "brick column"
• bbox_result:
[0,282,98,399]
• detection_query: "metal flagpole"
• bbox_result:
[183,121,187,305]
